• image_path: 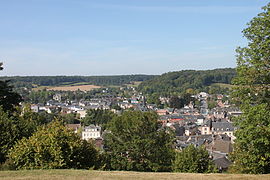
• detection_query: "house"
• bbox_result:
[31,104,39,113]
[39,106,52,113]
[76,109,87,119]
[201,120,236,141]
[213,156,232,172]
[205,134,233,154]
[82,125,102,141]
[66,124,81,133]
[201,120,212,135]
[196,115,205,125]
[198,92,209,99]
[53,94,61,102]
[156,109,169,116]
[212,121,236,141]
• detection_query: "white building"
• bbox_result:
[76,109,87,119]
[82,125,101,141]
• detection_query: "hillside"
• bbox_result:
[138,68,236,95]
[0,75,156,89]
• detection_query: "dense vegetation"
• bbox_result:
[173,145,215,173]
[230,3,270,174]
[9,120,97,170]
[0,75,156,88]
[104,111,175,172]
[138,68,236,96]
[0,63,22,112]
[81,109,116,128]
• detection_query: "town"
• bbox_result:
[28,86,240,172]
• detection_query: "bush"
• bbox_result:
[8,120,98,170]
[173,145,215,173]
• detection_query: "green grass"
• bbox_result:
[212,83,235,89]
[0,170,269,180]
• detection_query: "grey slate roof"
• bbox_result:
[212,122,235,131]
[213,156,232,169]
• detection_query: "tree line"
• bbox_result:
[0,75,156,88]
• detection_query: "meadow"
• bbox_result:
[0,170,269,180]
[46,84,101,92]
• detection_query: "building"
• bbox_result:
[201,120,236,141]
[66,124,81,133]
[82,125,101,141]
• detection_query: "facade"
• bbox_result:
[201,120,236,141]
[82,125,101,141]
[76,109,87,119]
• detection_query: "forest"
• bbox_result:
[1,68,236,96]
[0,75,156,88]
[138,68,236,96]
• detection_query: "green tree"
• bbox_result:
[0,106,42,163]
[208,100,217,110]
[104,111,175,172]
[0,63,22,112]
[8,120,98,169]
[82,109,115,128]
[169,96,185,109]
[230,104,270,174]
[60,112,80,124]
[0,108,21,163]
[231,3,270,174]
[173,145,215,173]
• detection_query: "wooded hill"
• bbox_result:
[1,68,236,95]
[0,75,156,88]
[138,68,236,96]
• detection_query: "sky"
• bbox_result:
[0,0,269,76]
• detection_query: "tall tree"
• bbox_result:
[0,63,22,112]
[104,111,175,172]
[231,3,270,174]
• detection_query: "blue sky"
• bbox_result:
[0,0,269,76]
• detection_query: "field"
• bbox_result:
[38,85,102,92]
[0,170,269,180]
[212,83,235,89]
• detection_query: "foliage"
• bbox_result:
[104,111,175,172]
[231,3,270,174]
[8,120,98,170]
[0,63,22,112]
[208,100,217,110]
[110,104,122,110]
[169,96,185,109]
[60,113,80,124]
[173,145,215,173]
[169,93,194,109]
[230,104,270,174]
[0,106,43,163]
[82,109,116,128]
[0,75,155,87]
[232,4,270,107]
[139,68,236,96]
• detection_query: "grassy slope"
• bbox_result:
[0,170,269,180]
